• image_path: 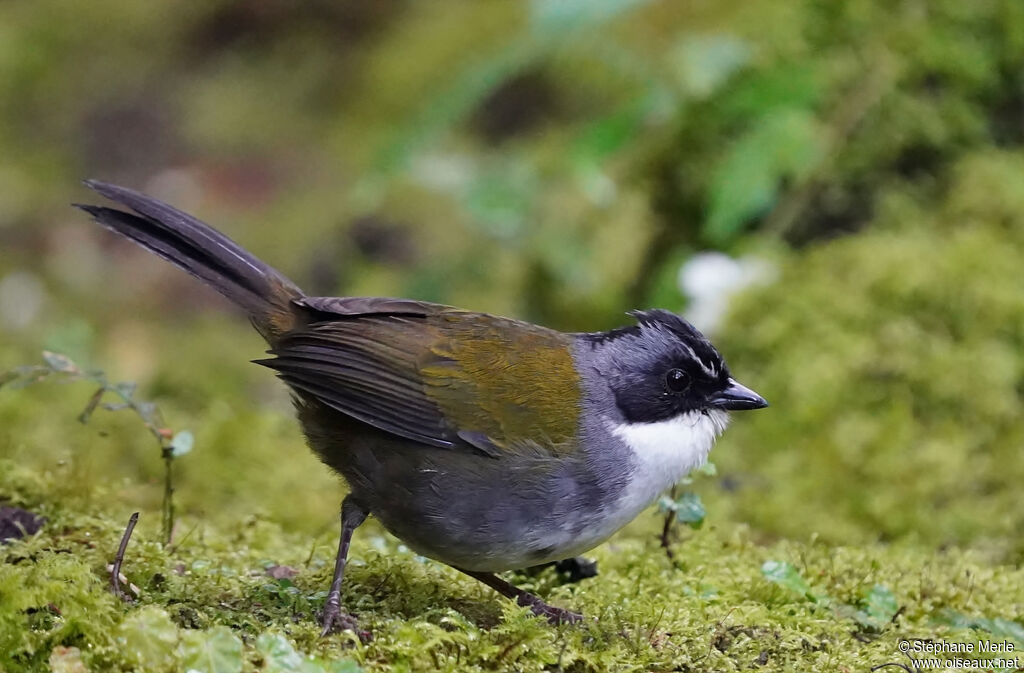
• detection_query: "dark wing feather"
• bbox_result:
[258,305,581,457]
[295,296,444,317]
[257,316,469,451]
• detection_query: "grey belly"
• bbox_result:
[299,406,631,571]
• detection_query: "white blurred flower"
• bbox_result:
[679,252,774,334]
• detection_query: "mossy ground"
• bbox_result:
[1,376,1023,672]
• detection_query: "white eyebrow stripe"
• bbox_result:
[677,339,718,377]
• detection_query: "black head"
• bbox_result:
[585,309,767,424]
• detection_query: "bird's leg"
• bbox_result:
[457,568,583,625]
[320,495,368,638]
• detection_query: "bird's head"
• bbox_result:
[585,309,767,425]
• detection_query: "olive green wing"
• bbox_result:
[257,299,581,457]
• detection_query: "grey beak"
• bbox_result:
[709,379,768,411]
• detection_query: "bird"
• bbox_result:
[75,180,767,633]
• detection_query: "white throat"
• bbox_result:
[611,409,729,511]
[528,409,730,562]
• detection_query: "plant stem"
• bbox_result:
[162,450,175,545]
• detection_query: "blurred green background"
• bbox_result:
[2,0,1023,563]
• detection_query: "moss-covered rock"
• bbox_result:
[713,151,1024,557]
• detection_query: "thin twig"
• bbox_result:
[110,512,140,602]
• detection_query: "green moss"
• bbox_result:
[713,150,1024,557]
[1,457,1022,672]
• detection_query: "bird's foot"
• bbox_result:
[319,603,371,641]
[517,594,584,625]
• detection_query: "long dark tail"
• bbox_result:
[75,180,304,341]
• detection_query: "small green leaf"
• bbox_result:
[863,584,899,623]
[719,64,823,121]
[116,606,180,669]
[761,560,815,600]
[181,626,243,673]
[572,94,657,167]
[170,430,194,457]
[254,633,361,673]
[673,492,706,528]
[696,461,718,477]
[704,108,824,244]
[936,610,1024,644]
[256,633,306,672]
[42,350,77,373]
[988,618,1024,643]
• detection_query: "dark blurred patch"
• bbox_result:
[553,556,598,583]
[80,97,181,180]
[626,155,703,310]
[523,556,598,584]
[890,142,947,181]
[304,215,416,295]
[719,475,742,493]
[989,69,1024,146]
[785,183,875,246]
[471,70,561,144]
[521,257,561,327]
[349,215,416,265]
[918,71,949,98]
[306,234,348,297]
[188,0,405,56]
[0,506,45,543]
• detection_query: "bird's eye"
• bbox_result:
[665,368,690,394]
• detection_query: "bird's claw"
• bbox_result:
[320,604,371,641]
[517,595,584,625]
[533,603,584,625]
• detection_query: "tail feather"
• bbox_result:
[76,180,303,340]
